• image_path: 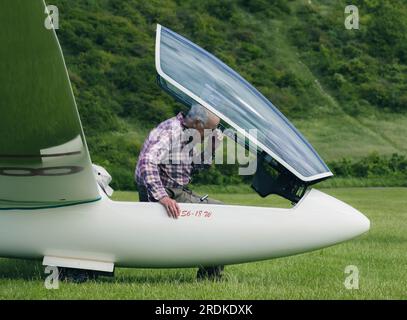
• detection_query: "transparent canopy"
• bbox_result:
[156,25,332,182]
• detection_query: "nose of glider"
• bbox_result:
[301,189,370,242]
[356,211,370,234]
[336,199,370,236]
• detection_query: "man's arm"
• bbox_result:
[139,156,168,201]
[142,157,180,219]
[140,129,180,218]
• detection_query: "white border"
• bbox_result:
[155,24,333,182]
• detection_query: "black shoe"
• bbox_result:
[197,265,224,281]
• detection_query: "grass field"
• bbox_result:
[0,187,406,300]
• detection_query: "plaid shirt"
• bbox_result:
[135,113,209,201]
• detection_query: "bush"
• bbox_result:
[328,153,407,178]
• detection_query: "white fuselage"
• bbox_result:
[0,189,370,269]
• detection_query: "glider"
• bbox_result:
[0,1,369,277]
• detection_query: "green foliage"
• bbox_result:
[290,0,407,114]
[365,1,407,63]
[240,0,291,16]
[328,153,407,179]
[87,133,141,190]
[190,153,407,188]
[48,0,407,189]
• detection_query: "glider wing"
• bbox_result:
[0,1,100,209]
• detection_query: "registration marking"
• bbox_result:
[180,209,212,218]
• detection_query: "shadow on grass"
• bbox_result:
[0,258,231,284]
[0,258,43,280]
[96,267,240,285]
[98,268,201,285]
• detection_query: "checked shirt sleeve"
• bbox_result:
[138,129,172,201]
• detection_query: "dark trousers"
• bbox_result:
[137,184,150,202]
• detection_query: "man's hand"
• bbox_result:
[159,196,180,219]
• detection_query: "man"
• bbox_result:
[135,103,225,280]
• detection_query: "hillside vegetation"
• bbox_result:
[51,0,407,189]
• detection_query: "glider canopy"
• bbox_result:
[155,25,333,201]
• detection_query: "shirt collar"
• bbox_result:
[176,112,184,121]
[176,112,188,130]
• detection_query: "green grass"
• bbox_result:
[294,115,407,162]
[0,187,406,299]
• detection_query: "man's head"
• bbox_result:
[184,103,220,140]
